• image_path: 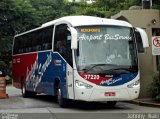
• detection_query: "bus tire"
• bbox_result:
[21,80,30,98]
[57,86,68,108]
[107,101,117,107]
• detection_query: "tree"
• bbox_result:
[0,0,39,76]
[152,0,160,9]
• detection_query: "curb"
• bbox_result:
[127,100,160,108]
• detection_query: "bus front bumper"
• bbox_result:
[74,86,140,102]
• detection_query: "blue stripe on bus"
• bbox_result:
[100,72,138,86]
[26,51,68,98]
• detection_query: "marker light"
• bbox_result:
[75,80,93,89]
[127,80,140,88]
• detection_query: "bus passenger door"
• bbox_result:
[66,64,74,99]
[65,28,74,99]
[54,23,74,99]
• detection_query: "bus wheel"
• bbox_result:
[21,80,29,98]
[107,101,117,107]
[57,86,68,108]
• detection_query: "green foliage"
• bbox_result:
[30,0,67,23]
[64,2,110,17]
[0,0,40,77]
[152,0,160,10]
[92,0,142,17]
[151,70,160,101]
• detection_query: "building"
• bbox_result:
[111,9,160,98]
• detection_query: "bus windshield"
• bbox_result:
[75,26,138,74]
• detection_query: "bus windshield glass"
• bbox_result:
[75,26,138,74]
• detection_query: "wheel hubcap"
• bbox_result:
[22,84,25,94]
[58,88,61,103]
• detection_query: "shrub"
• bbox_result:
[151,69,160,101]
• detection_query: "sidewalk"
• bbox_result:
[128,99,160,108]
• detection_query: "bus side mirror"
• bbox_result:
[70,27,78,49]
[135,28,149,53]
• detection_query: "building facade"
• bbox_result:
[112,9,160,98]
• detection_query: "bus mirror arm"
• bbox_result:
[70,27,78,49]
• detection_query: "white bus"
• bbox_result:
[12,16,149,107]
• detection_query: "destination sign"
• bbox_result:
[80,28,100,33]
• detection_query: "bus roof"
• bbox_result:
[42,16,132,27]
[15,16,132,37]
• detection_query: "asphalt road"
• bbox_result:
[0,86,160,119]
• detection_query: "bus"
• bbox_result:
[12,16,149,107]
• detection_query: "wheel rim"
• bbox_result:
[22,83,25,95]
[57,88,61,103]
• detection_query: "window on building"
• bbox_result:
[152,28,160,36]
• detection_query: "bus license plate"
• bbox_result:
[105,92,116,96]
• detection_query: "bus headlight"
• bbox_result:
[127,80,140,88]
[75,80,93,89]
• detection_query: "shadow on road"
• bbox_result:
[29,94,132,111]
[68,101,132,111]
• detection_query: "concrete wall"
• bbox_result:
[112,9,160,98]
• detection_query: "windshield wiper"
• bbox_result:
[84,64,107,73]
[106,68,132,73]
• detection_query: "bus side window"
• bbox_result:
[14,36,22,54]
[36,45,41,51]
[43,43,52,50]
[41,26,53,51]
[13,25,54,55]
